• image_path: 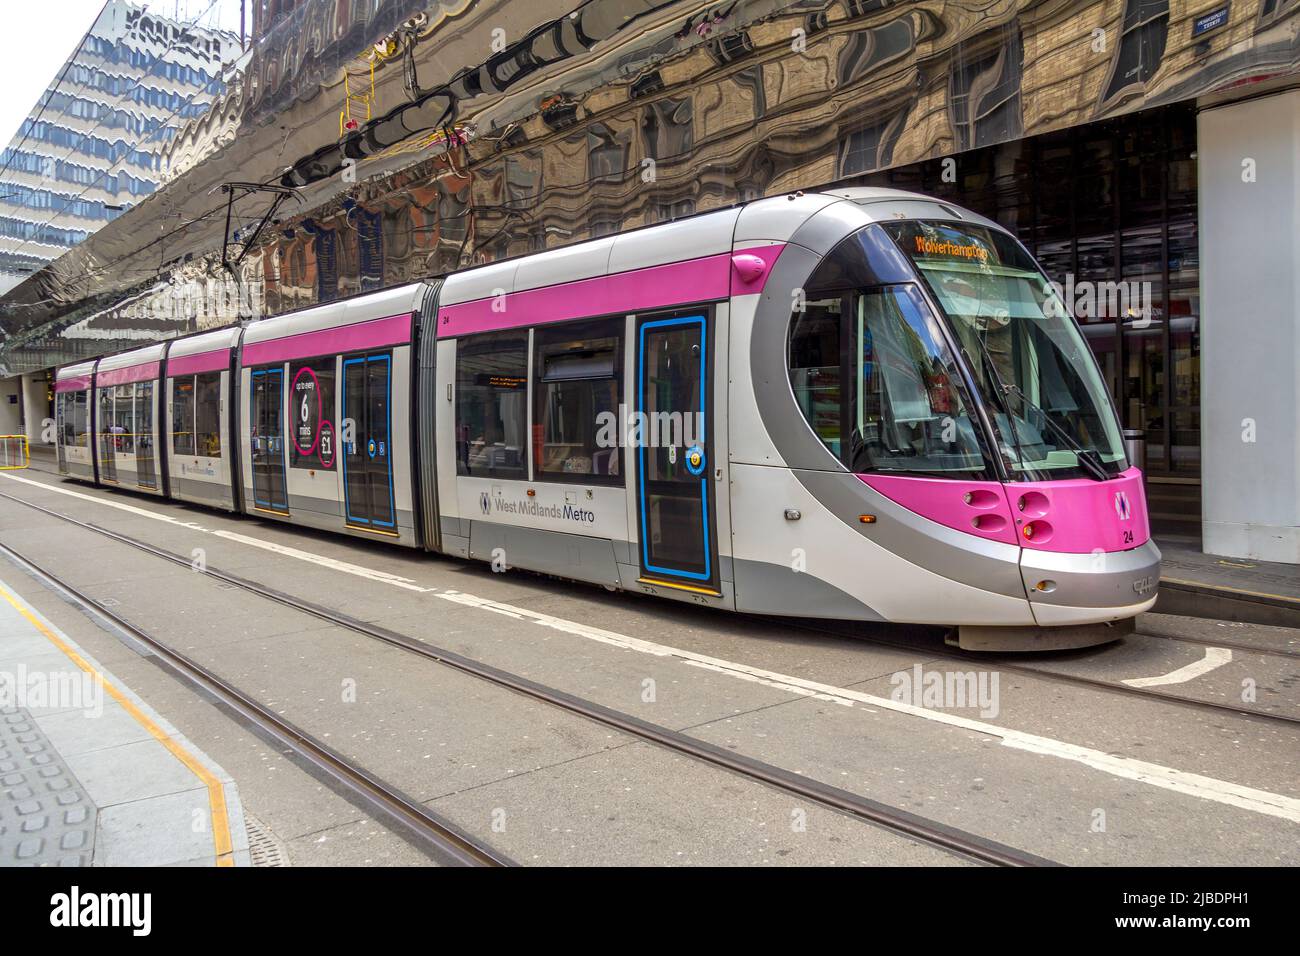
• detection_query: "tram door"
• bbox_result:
[136,381,156,489]
[634,312,717,590]
[342,352,395,530]
[98,389,117,482]
[250,368,288,512]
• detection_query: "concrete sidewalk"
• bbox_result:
[0,568,249,866]
[1156,541,1300,630]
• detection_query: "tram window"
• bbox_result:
[99,390,114,452]
[75,391,89,447]
[136,381,154,456]
[288,360,334,470]
[62,391,90,448]
[57,394,72,445]
[788,285,990,479]
[172,378,195,456]
[533,318,622,482]
[456,331,528,479]
[195,372,222,458]
[789,298,845,459]
[113,384,135,454]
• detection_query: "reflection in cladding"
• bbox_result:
[2,0,1294,377]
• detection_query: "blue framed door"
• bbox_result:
[635,312,716,588]
[251,367,288,512]
[342,352,395,529]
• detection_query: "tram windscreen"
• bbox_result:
[884,220,1127,481]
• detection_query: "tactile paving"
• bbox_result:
[0,706,97,866]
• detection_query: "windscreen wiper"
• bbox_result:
[961,337,1028,475]
[1002,382,1110,481]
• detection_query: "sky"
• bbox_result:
[0,0,245,150]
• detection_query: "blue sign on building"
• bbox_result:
[1193,6,1231,38]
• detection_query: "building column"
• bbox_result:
[1198,89,1300,564]
[0,377,22,435]
[19,372,51,445]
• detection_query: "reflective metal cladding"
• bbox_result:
[3,0,1299,374]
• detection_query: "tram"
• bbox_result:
[55,188,1159,650]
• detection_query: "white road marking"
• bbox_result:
[1123,648,1234,688]
[1,472,431,592]
[209,530,434,592]
[436,590,1300,825]
[2,472,210,531]
[5,470,1299,824]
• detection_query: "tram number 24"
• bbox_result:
[1122,530,1134,545]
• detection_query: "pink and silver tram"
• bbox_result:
[55,188,1159,650]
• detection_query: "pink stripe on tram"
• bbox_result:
[168,348,230,377]
[437,244,785,338]
[55,376,91,393]
[96,361,161,387]
[242,313,412,367]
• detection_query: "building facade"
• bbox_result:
[0,0,239,295]
[0,0,1297,563]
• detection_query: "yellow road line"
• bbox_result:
[0,582,235,866]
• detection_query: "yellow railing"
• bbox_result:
[0,435,29,469]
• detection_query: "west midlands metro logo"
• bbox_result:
[1114,490,1131,521]
[480,491,491,515]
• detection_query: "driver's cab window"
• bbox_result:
[849,286,986,476]
[789,284,989,478]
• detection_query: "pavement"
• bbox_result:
[0,569,249,866]
[1156,542,1300,629]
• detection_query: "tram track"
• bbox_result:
[0,486,1054,867]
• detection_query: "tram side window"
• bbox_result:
[455,331,528,479]
[195,372,222,458]
[788,298,845,459]
[113,384,134,454]
[58,392,88,447]
[57,394,73,445]
[98,390,114,452]
[788,285,990,479]
[533,318,622,482]
[135,381,154,456]
[74,391,89,447]
[172,378,195,456]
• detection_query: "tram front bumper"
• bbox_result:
[1018,538,1162,627]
